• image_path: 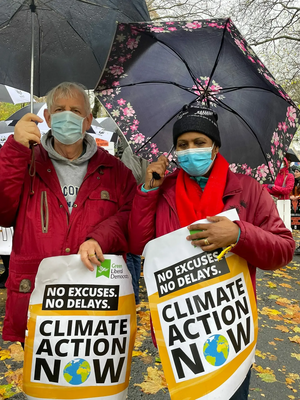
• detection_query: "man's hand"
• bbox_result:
[186,216,240,251]
[14,113,43,148]
[78,238,105,271]
[144,155,169,190]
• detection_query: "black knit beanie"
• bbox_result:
[173,104,221,147]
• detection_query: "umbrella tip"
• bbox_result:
[30,0,36,12]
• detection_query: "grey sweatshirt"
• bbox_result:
[41,132,97,213]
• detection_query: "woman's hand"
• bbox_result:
[144,155,169,190]
[187,216,239,251]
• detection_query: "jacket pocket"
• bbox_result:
[86,188,118,227]
[40,191,49,233]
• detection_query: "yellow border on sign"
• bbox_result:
[23,294,136,399]
[149,255,258,400]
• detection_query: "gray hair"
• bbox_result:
[46,82,91,115]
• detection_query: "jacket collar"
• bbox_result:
[223,169,243,199]
[34,143,115,170]
[163,167,243,200]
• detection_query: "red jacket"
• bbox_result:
[0,135,136,342]
[129,168,295,294]
[264,158,294,200]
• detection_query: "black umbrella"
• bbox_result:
[96,18,300,183]
[0,0,150,108]
[286,148,300,163]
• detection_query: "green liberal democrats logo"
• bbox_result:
[96,259,111,278]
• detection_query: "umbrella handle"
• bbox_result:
[152,172,161,180]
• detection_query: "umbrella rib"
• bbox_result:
[140,31,204,89]
[74,0,120,10]
[28,0,102,81]
[218,85,290,99]
[102,80,196,92]
[0,3,25,30]
[213,96,275,179]
[50,0,149,26]
[206,18,231,92]
[134,111,180,154]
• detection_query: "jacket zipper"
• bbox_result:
[41,191,49,233]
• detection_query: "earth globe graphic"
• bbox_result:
[63,358,91,385]
[203,334,229,366]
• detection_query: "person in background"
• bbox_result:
[0,82,136,344]
[0,226,13,289]
[263,157,295,231]
[0,255,9,288]
[121,144,149,309]
[264,157,294,200]
[129,103,295,400]
[290,167,300,254]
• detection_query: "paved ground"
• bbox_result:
[0,244,299,400]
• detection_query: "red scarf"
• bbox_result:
[176,153,229,227]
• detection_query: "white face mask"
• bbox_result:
[51,111,85,145]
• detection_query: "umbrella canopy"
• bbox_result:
[0,121,15,147]
[0,84,32,104]
[0,0,150,97]
[0,121,14,134]
[96,18,300,183]
[286,148,300,163]
[6,103,49,132]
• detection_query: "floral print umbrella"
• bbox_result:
[95,18,300,183]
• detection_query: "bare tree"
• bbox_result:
[146,0,223,20]
[228,0,300,81]
[146,0,300,92]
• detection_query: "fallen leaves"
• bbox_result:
[8,344,23,363]
[0,343,23,399]
[279,283,292,289]
[253,364,277,383]
[253,254,300,397]
[288,335,300,344]
[260,307,282,315]
[0,350,10,362]
[134,366,167,394]
[255,350,277,361]
[4,368,23,390]
[275,325,290,333]
[134,307,151,349]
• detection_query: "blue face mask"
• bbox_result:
[51,111,85,145]
[175,145,215,176]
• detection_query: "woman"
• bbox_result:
[290,167,300,226]
[290,167,300,253]
[264,157,294,200]
[129,103,294,400]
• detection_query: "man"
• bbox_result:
[0,82,136,343]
